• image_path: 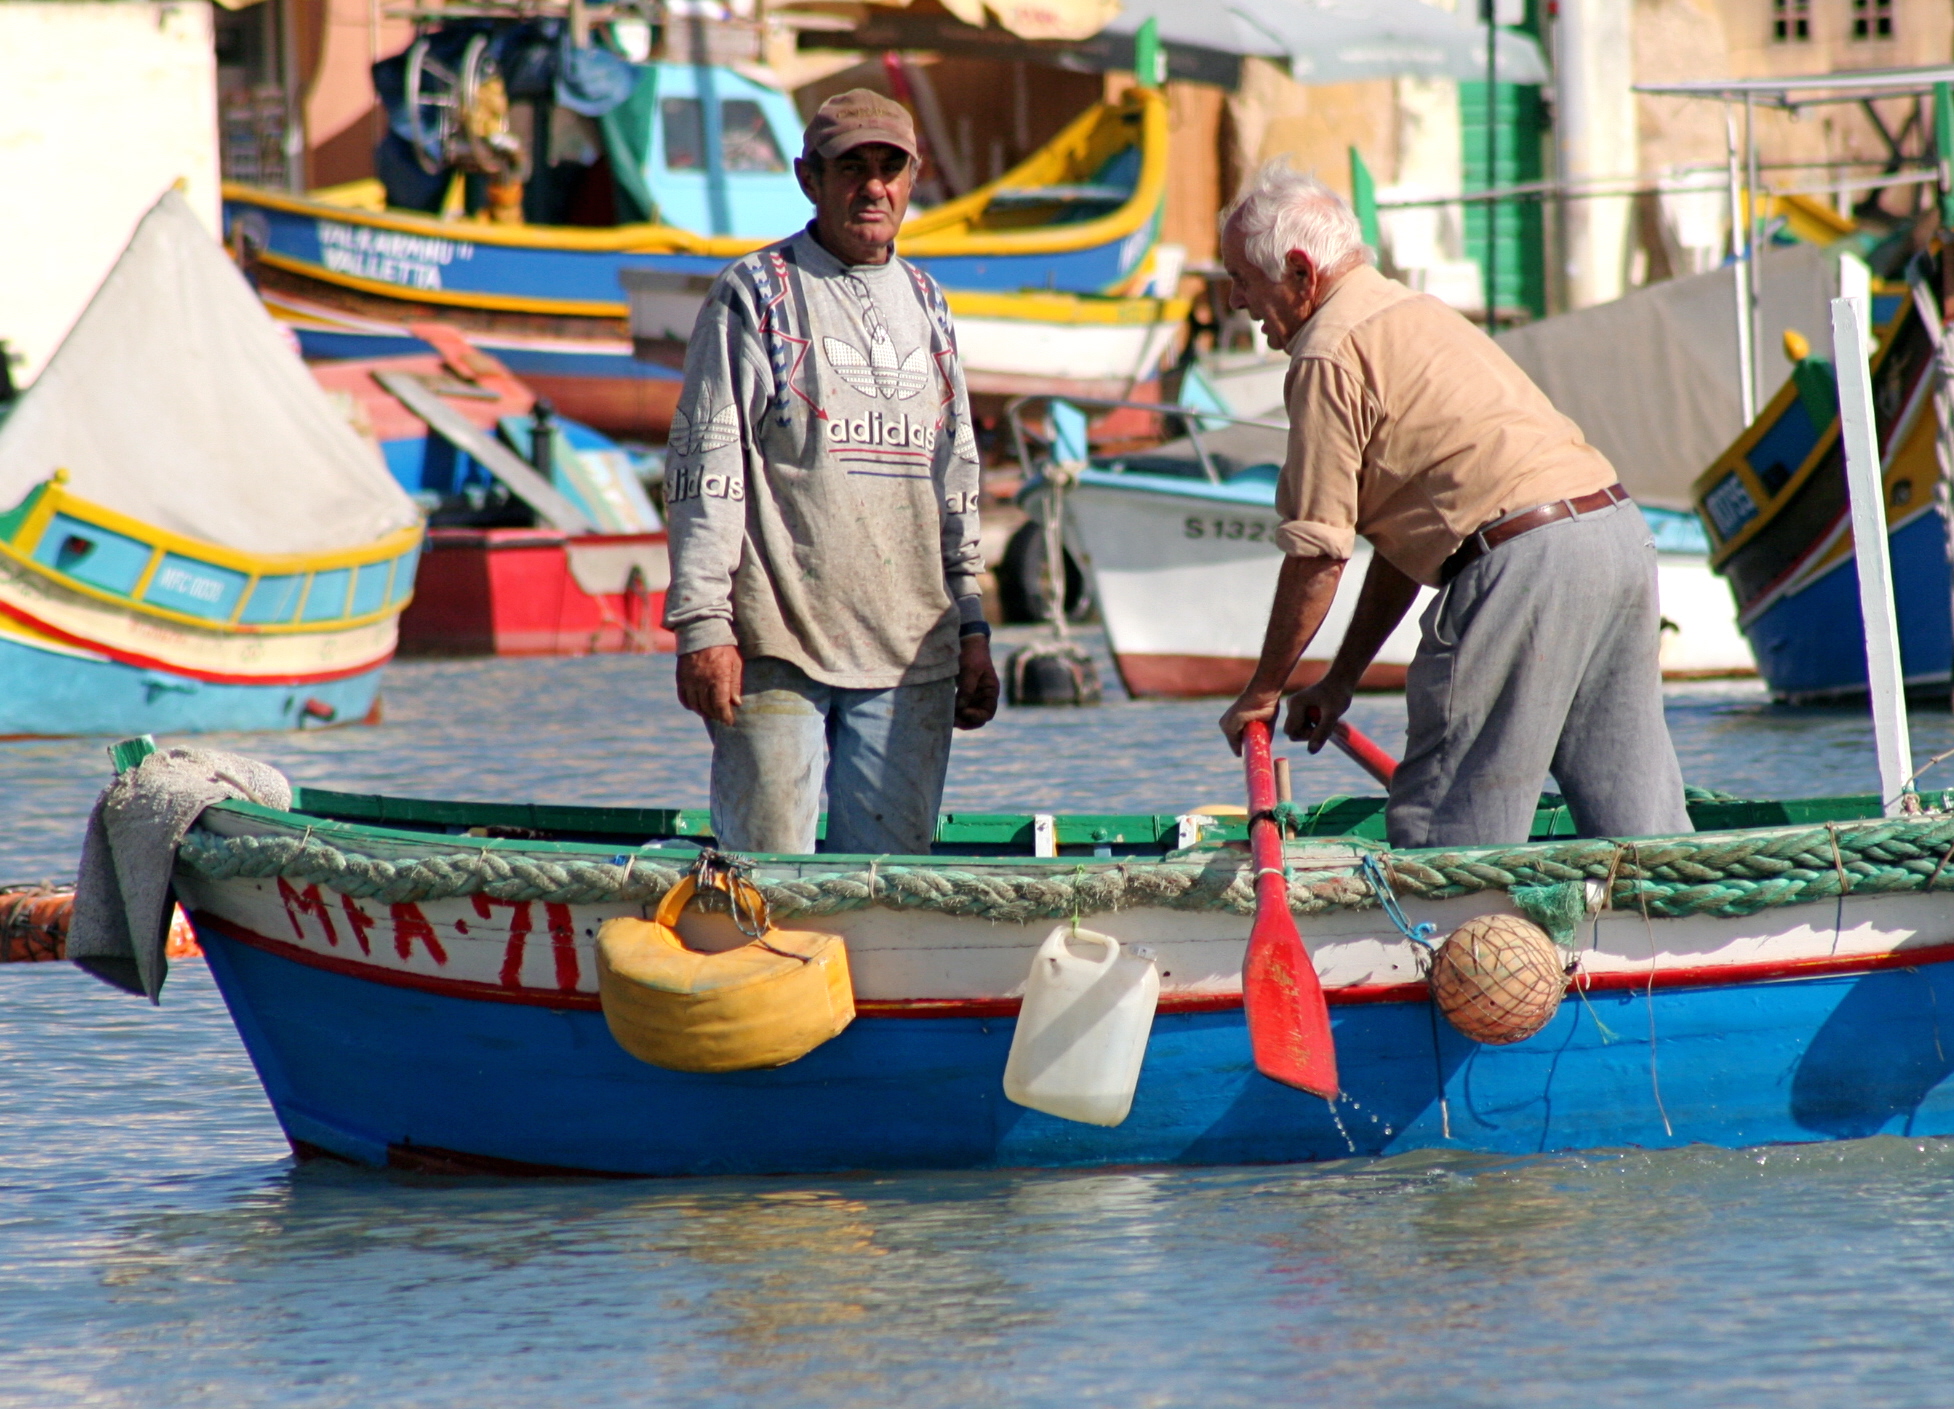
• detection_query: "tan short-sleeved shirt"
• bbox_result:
[1275,265,1617,586]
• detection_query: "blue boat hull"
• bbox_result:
[290,325,681,389]
[0,634,385,738]
[1741,509,1953,700]
[234,197,1144,307]
[197,926,1954,1176]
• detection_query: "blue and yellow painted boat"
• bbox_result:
[1692,278,1944,701]
[0,191,423,738]
[150,761,1954,1176]
[223,81,1170,437]
[0,475,419,736]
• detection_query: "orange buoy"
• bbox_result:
[0,888,200,962]
[1429,913,1565,1045]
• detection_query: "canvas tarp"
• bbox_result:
[1494,244,1840,510]
[0,190,418,554]
[1102,0,1548,84]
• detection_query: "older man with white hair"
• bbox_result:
[1216,161,1689,847]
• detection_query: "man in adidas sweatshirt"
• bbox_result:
[663,90,998,856]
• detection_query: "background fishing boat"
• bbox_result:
[311,326,671,655]
[1691,275,1938,701]
[1035,402,1754,698]
[0,192,422,738]
[148,750,1954,1177]
[223,40,1172,437]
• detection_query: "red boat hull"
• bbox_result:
[398,527,675,657]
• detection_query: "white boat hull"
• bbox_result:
[952,314,1184,398]
[1068,474,1755,698]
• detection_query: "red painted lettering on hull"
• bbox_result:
[473,894,535,987]
[390,902,449,965]
[545,902,579,991]
[339,895,378,955]
[278,879,340,948]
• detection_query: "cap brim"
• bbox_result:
[809,131,921,162]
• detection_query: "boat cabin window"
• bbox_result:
[721,101,785,172]
[659,97,788,174]
[662,98,705,170]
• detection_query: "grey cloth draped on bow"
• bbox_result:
[69,748,291,1002]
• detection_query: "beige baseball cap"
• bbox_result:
[802,89,920,163]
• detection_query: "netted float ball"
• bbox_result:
[1429,914,1565,1045]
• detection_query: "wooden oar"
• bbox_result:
[1241,719,1339,1098]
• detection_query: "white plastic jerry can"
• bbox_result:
[1002,924,1161,1127]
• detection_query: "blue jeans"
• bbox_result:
[706,656,956,856]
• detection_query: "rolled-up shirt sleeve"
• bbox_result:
[1275,357,1372,560]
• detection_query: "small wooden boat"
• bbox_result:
[161,756,1954,1175]
[1054,412,1755,698]
[225,81,1170,437]
[1691,277,1943,702]
[310,331,672,656]
[0,192,423,738]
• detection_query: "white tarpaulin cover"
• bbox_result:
[1494,244,1839,510]
[1104,0,1548,84]
[0,190,418,554]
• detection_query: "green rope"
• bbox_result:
[172,812,1954,926]
[175,828,1374,923]
[1509,880,1591,945]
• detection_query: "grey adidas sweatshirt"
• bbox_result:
[662,227,985,690]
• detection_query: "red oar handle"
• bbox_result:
[1330,720,1398,787]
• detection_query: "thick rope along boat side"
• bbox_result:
[173,828,1346,920]
[175,812,1954,924]
[1387,816,1954,920]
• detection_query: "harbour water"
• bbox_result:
[7,640,1954,1406]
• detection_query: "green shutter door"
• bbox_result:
[1460,77,1547,320]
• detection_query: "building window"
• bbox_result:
[1852,0,1894,40]
[1773,0,1810,41]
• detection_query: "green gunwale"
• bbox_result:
[185,786,1900,865]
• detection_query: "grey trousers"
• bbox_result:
[1385,501,1692,849]
[706,656,956,857]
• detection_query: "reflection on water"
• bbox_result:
[10,648,1954,1404]
[8,961,1954,1407]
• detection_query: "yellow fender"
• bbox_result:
[596,876,854,1073]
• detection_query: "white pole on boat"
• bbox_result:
[1726,107,1757,425]
[1746,93,1766,414]
[1833,294,1916,815]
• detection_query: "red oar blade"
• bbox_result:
[1241,721,1339,1098]
[1244,878,1339,1097]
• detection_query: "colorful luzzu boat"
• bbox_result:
[0,192,423,738]
[307,328,671,657]
[157,761,1954,1176]
[225,81,1175,436]
[1691,276,1942,702]
[0,476,418,736]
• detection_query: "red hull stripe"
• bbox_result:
[0,598,392,686]
[194,910,1954,1016]
[1114,652,1406,700]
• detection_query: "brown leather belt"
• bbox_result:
[1439,483,1632,584]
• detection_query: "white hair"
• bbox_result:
[1220,159,1368,281]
